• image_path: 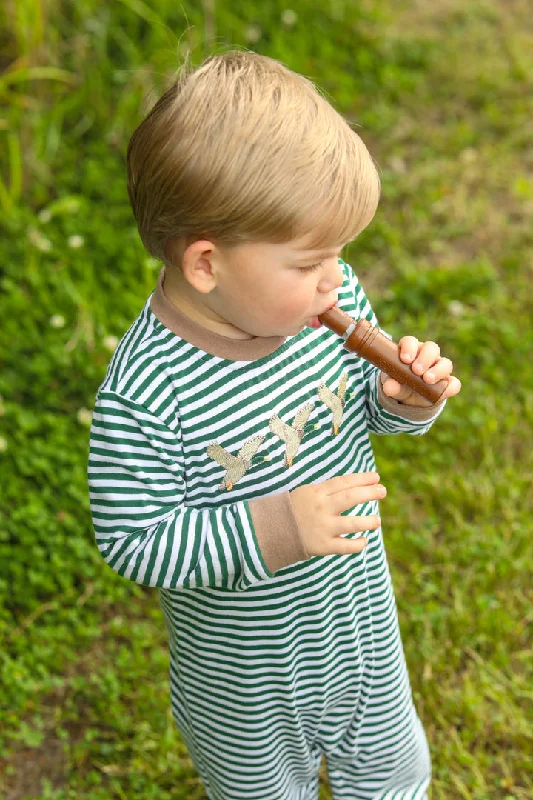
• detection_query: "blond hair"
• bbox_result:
[127,49,380,263]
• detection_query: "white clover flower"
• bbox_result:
[68,235,84,249]
[77,408,93,426]
[245,24,262,43]
[28,228,52,252]
[103,335,119,352]
[38,208,52,223]
[448,300,465,317]
[0,437,7,453]
[281,9,298,26]
[50,314,66,328]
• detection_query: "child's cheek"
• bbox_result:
[282,284,313,314]
[261,277,313,325]
[273,298,308,325]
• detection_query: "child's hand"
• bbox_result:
[290,472,385,556]
[381,336,462,407]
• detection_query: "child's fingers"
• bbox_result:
[322,472,381,495]
[333,536,369,556]
[423,357,453,383]
[399,336,420,363]
[337,514,381,537]
[328,482,386,516]
[381,374,414,402]
[410,341,440,375]
[439,375,462,398]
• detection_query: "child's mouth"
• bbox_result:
[306,303,337,329]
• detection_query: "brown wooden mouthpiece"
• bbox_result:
[318,306,448,405]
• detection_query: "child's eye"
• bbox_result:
[299,261,324,273]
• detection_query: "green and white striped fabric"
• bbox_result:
[88,260,442,799]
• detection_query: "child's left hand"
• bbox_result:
[380,336,462,407]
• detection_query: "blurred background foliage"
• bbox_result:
[1,0,532,798]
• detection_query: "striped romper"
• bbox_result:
[88,259,445,799]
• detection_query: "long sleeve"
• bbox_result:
[88,392,307,591]
[340,260,446,436]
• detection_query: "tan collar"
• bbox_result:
[150,268,287,362]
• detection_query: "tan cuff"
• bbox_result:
[378,377,446,422]
[248,491,309,573]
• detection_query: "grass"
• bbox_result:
[1,0,532,797]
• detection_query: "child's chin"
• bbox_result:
[263,321,308,337]
[290,323,307,334]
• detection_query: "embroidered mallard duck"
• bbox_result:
[269,402,314,467]
[318,371,348,435]
[206,435,265,490]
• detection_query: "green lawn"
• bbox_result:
[1,0,532,798]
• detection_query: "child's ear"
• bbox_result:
[172,238,218,294]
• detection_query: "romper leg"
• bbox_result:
[161,586,324,800]
[324,703,430,800]
[317,539,431,799]
[321,623,431,799]
[169,656,322,800]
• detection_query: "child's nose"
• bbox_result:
[317,260,344,293]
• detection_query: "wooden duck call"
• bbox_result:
[318,306,448,404]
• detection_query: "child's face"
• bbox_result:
[200,235,347,339]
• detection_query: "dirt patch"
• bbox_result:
[0,601,146,800]
[3,719,84,800]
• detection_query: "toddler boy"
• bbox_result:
[89,49,460,799]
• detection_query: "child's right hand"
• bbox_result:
[290,472,385,557]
